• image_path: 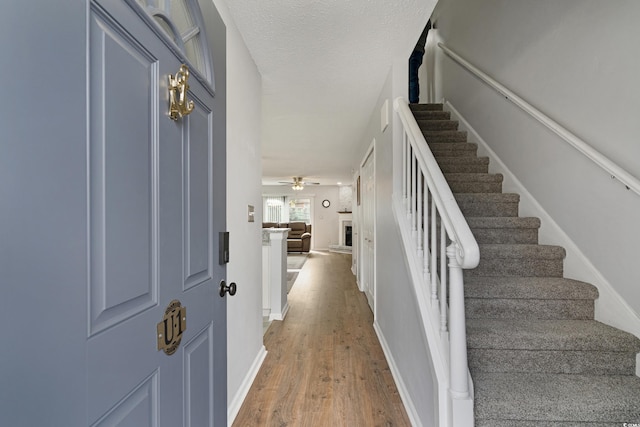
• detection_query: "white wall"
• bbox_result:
[353,62,439,426]
[430,0,640,332]
[206,0,266,422]
[262,185,341,250]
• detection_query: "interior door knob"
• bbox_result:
[219,280,237,297]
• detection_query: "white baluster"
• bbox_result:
[402,132,408,211]
[423,187,430,279]
[411,155,417,236]
[440,227,448,333]
[417,171,423,256]
[431,199,437,302]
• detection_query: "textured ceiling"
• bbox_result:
[225,0,434,185]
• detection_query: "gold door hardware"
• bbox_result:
[157,300,186,355]
[168,64,195,120]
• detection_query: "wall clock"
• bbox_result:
[322,199,330,208]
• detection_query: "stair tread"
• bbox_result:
[467,318,640,352]
[474,372,640,423]
[465,277,598,300]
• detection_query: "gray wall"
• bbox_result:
[430,0,640,329]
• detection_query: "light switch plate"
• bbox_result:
[248,205,255,222]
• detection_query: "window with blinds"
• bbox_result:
[263,196,287,223]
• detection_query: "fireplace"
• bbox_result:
[330,212,353,254]
[337,213,352,247]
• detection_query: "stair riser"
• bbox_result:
[417,120,459,131]
[439,163,489,174]
[471,228,539,244]
[468,349,638,376]
[466,298,594,320]
[432,148,478,158]
[422,131,468,142]
[412,111,451,120]
[410,104,443,111]
[473,372,640,423]
[449,181,503,193]
[465,258,564,277]
[457,201,519,217]
[477,421,622,427]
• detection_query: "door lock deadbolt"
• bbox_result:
[219,280,237,297]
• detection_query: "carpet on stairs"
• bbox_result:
[410,103,640,425]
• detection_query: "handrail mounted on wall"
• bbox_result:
[438,42,640,197]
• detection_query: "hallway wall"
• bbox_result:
[206,0,265,422]
[353,62,439,426]
[430,0,640,335]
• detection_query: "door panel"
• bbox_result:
[89,4,159,336]
[91,372,158,427]
[183,98,212,290]
[183,325,214,427]
[87,1,224,425]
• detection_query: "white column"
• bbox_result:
[262,228,290,321]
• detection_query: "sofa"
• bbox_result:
[263,221,312,253]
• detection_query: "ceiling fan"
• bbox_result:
[278,176,320,190]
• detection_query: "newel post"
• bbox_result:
[447,244,475,426]
[447,244,469,398]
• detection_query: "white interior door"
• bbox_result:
[86,1,225,425]
[361,147,375,312]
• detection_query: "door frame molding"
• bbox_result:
[358,139,376,316]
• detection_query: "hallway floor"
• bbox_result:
[233,251,411,426]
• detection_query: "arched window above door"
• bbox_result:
[134,0,214,90]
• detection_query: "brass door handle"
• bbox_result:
[168,64,195,120]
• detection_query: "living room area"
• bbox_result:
[261,182,354,254]
[260,182,356,328]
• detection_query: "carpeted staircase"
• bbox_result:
[410,103,640,425]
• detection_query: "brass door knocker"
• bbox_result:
[168,64,195,120]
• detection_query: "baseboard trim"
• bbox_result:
[269,302,289,321]
[373,321,422,427]
[227,345,267,427]
[445,100,640,339]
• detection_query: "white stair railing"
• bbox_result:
[393,97,480,427]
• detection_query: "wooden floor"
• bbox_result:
[233,251,411,427]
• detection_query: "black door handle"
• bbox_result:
[219,280,237,297]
